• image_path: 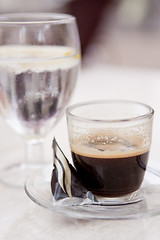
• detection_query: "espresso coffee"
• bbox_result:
[71,134,149,197]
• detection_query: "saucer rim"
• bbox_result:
[24,167,160,220]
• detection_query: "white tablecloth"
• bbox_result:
[1,64,160,240]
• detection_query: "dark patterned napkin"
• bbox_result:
[51,138,97,206]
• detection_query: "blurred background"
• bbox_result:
[0,0,160,69]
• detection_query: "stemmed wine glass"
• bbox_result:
[0,13,80,187]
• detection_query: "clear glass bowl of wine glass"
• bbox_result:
[0,13,80,187]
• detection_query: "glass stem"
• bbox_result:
[24,139,45,166]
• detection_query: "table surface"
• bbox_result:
[1,64,160,240]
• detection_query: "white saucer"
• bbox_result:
[25,165,160,220]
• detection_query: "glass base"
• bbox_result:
[0,162,50,188]
[94,190,144,206]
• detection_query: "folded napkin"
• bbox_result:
[51,138,97,205]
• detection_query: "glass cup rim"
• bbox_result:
[66,99,154,124]
[0,13,75,25]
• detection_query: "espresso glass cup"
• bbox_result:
[66,100,154,198]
